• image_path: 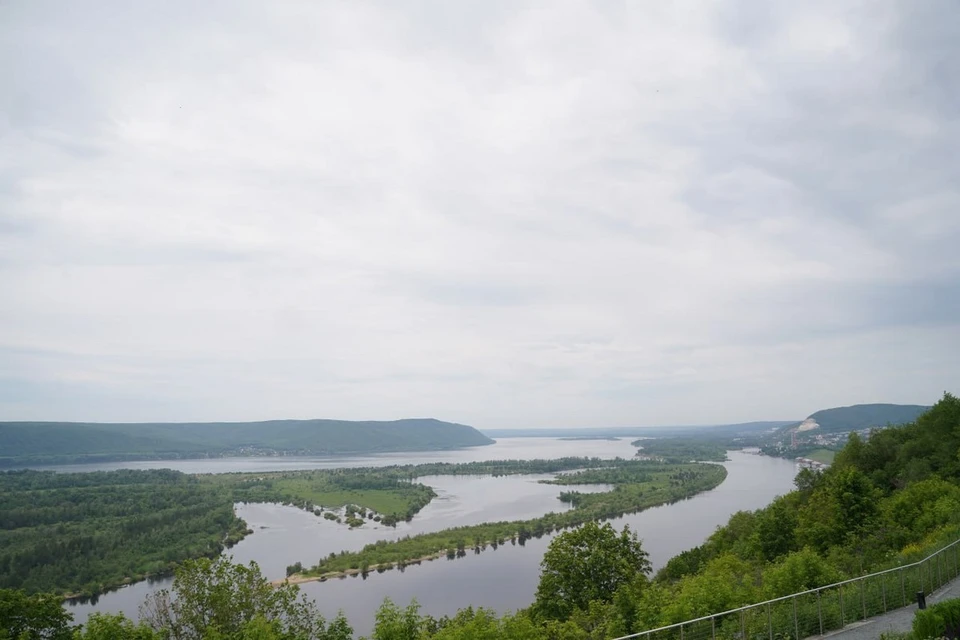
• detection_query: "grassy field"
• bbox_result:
[805,448,836,464]
[200,471,437,524]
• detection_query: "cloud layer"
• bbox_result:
[2,0,957,427]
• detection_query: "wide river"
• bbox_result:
[60,438,798,636]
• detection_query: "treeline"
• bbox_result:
[0,469,248,598]
[298,462,727,578]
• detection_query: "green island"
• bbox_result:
[631,437,730,462]
[291,461,727,581]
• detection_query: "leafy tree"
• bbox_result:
[754,495,799,562]
[368,599,424,640]
[659,554,758,624]
[793,467,822,494]
[533,521,650,621]
[139,557,351,640]
[0,589,72,640]
[762,548,843,598]
[71,613,160,640]
[796,467,881,551]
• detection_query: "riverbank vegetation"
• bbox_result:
[294,461,727,579]
[0,469,248,598]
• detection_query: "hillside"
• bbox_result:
[801,403,930,433]
[482,421,795,439]
[760,402,931,458]
[0,418,494,467]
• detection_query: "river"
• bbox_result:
[61,440,798,636]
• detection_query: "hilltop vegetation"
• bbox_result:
[0,418,493,467]
[801,403,930,434]
[754,402,932,459]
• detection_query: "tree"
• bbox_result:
[71,613,160,640]
[139,557,351,640]
[533,521,651,621]
[0,589,72,640]
[755,495,799,562]
[369,599,424,640]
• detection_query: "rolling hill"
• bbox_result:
[0,418,494,467]
[801,403,931,433]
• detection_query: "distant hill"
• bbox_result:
[797,403,931,434]
[482,422,795,439]
[0,418,494,467]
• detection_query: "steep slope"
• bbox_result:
[0,418,494,466]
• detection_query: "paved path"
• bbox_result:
[820,574,960,640]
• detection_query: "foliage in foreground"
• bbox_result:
[914,596,960,640]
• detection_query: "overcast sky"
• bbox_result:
[1,1,957,428]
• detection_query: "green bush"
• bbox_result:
[913,596,960,639]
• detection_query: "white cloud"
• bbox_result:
[1,0,957,426]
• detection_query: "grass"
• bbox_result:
[262,478,414,515]
[198,471,437,524]
[805,449,837,464]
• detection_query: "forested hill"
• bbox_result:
[0,418,494,467]
[795,403,931,433]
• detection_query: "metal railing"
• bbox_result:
[614,537,960,640]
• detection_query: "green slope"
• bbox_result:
[0,418,494,467]
[802,403,930,433]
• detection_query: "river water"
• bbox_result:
[43,437,634,474]
[61,440,798,636]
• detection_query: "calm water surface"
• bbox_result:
[65,444,798,637]
[45,437,637,474]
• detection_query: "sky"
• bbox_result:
[1,1,957,428]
